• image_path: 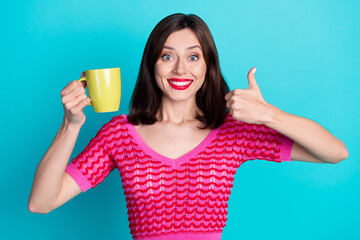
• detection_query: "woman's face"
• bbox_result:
[154,28,207,103]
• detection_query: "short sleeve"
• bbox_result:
[65,119,117,192]
[237,122,294,163]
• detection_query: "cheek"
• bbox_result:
[155,62,171,76]
[154,65,172,93]
[194,63,207,81]
[154,65,165,83]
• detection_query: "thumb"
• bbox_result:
[247,67,259,90]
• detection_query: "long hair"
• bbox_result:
[127,13,229,129]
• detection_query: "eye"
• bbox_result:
[161,54,173,61]
[189,55,199,61]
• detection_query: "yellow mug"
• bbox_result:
[78,67,121,113]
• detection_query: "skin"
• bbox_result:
[225,68,349,163]
[135,28,210,159]
[136,28,349,163]
[154,28,207,123]
[28,26,349,215]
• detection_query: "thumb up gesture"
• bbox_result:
[225,67,273,125]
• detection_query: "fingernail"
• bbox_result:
[252,68,256,74]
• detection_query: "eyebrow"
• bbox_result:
[163,45,202,50]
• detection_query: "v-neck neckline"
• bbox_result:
[125,117,220,169]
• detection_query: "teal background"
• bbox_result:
[2,0,359,239]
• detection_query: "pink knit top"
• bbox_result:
[65,113,293,240]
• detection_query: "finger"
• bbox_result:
[80,80,86,88]
[79,72,87,88]
[225,98,234,109]
[226,100,230,109]
[61,80,83,96]
[65,94,88,110]
[225,89,245,101]
[225,90,235,101]
[247,67,259,90]
[229,108,234,116]
[62,86,86,104]
[71,96,91,114]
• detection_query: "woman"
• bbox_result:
[28,13,349,240]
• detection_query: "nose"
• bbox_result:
[172,58,187,75]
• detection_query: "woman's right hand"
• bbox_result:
[60,72,91,128]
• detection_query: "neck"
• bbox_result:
[156,96,202,124]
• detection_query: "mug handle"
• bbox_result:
[78,77,92,106]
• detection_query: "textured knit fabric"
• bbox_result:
[65,112,293,240]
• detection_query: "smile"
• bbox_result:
[167,78,193,90]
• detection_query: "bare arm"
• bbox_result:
[225,67,349,164]
[265,106,349,163]
[28,76,91,214]
[28,119,82,213]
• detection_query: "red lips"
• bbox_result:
[168,78,192,82]
[167,78,193,90]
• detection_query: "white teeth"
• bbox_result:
[169,80,192,86]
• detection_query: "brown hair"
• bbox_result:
[127,13,229,129]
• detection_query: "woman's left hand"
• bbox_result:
[225,67,274,125]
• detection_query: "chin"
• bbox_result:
[164,93,196,103]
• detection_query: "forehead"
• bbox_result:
[163,28,201,49]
